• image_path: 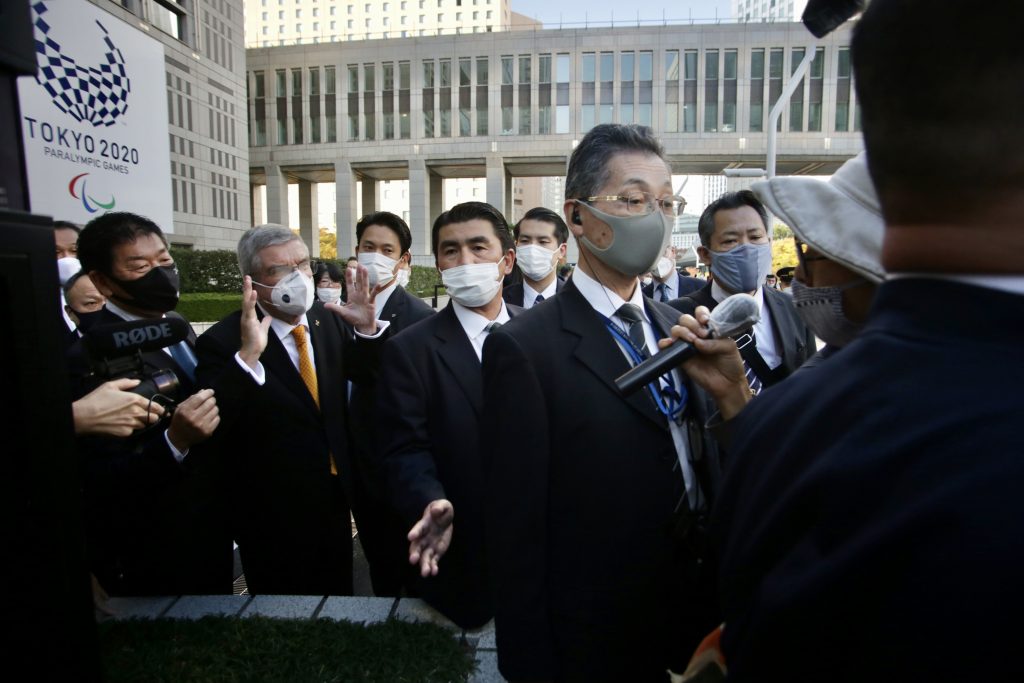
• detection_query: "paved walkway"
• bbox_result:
[101,594,504,682]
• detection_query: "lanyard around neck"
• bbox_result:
[603,315,687,423]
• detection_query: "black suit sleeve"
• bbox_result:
[376,338,446,527]
[481,329,555,680]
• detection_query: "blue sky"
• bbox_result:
[509,0,733,24]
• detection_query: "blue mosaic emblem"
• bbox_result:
[33,1,131,127]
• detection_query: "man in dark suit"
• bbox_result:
[71,212,228,596]
[482,124,722,682]
[376,201,520,628]
[349,211,433,597]
[681,2,1024,679]
[670,190,815,393]
[195,224,386,596]
[502,206,568,310]
[642,245,705,301]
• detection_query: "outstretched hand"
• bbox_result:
[661,305,751,421]
[324,263,378,335]
[72,378,165,437]
[408,499,454,577]
[239,275,273,369]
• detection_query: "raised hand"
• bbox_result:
[239,275,273,369]
[324,263,378,335]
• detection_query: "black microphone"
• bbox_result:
[615,294,761,396]
[83,316,191,359]
[802,0,867,38]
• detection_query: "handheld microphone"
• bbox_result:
[615,294,760,396]
[83,316,191,359]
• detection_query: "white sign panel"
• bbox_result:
[17,0,173,231]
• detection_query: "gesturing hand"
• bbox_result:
[408,499,454,577]
[239,275,273,369]
[324,263,378,336]
[166,388,220,452]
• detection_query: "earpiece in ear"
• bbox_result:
[572,211,582,225]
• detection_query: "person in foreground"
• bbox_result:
[673,2,1024,680]
[483,124,722,682]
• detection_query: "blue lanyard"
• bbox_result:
[603,317,688,423]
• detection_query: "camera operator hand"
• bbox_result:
[238,275,273,370]
[72,378,166,437]
[166,388,220,453]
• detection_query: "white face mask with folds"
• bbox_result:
[357,252,400,288]
[516,244,558,281]
[441,257,505,308]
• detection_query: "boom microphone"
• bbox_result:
[83,316,191,359]
[615,293,760,396]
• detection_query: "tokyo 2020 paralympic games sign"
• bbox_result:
[17,0,173,232]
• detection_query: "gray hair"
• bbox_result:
[237,224,304,277]
[565,124,668,200]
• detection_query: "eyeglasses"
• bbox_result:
[580,191,687,217]
[794,239,828,270]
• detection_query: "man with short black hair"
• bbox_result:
[483,124,722,681]
[70,211,228,596]
[502,207,569,309]
[350,211,433,596]
[376,201,520,628]
[672,190,815,393]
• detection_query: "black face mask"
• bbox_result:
[72,309,105,333]
[110,264,180,313]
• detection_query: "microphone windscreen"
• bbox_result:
[84,316,191,358]
[709,293,760,338]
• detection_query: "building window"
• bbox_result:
[749,48,765,132]
[835,47,851,132]
[807,47,824,132]
[723,49,737,132]
[664,50,679,133]
[683,50,697,132]
[789,47,806,132]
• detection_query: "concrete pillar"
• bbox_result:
[297,180,319,258]
[251,183,265,226]
[334,160,359,260]
[360,177,380,216]
[408,159,432,261]
[265,165,289,227]
[486,156,506,217]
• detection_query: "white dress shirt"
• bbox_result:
[522,278,558,310]
[451,299,511,361]
[572,268,700,508]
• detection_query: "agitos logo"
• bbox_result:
[69,173,115,213]
[32,1,131,127]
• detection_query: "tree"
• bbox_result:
[319,228,337,259]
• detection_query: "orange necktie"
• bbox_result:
[292,325,337,475]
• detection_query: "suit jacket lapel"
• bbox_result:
[560,282,664,429]
[435,304,484,417]
[763,288,797,371]
[379,287,404,328]
[259,309,321,414]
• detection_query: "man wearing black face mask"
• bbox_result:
[69,212,230,597]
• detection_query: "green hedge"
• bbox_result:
[171,248,241,294]
[177,292,241,323]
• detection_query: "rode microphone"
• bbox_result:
[84,316,191,359]
[615,293,760,396]
[802,0,867,38]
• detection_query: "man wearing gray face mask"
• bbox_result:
[669,190,816,393]
[753,153,884,369]
[482,124,724,682]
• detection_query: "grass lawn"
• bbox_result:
[98,615,476,682]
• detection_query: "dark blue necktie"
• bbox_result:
[657,283,670,302]
[534,294,545,306]
[168,341,197,383]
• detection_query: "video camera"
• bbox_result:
[82,317,190,416]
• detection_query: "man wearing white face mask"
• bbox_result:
[349,211,433,598]
[642,244,705,302]
[376,201,522,629]
[670,190,815,394]
[502,206,569,309]
[195,224,388,596]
